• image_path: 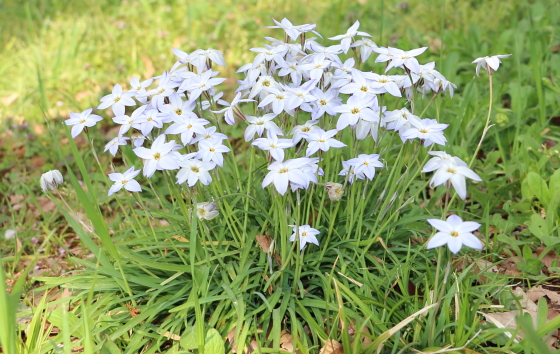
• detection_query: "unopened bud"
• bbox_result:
[40,170,64,192]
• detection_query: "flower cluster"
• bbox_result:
[61,17,510,253]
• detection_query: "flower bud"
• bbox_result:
[4,229,16,240]
[40,170,64,192]
[196,202,219,220]
[325,182,344,201]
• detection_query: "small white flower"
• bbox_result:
[133,135,179,177]
[40,170,64,192]
[197,202,219,221]
[472,54,511,76]
[345,154,384,181]
[334,95,378,130]
[64,108,103,138]
[328,20,371,54]
[212,92,254,125]
[113,105,147,136]
[426,214,483,254]
[252,133,294,161]
[400,116,449,147]
[245,114,283,142]
[108,167,142,196]
[262,158,309,195]
[97,83,136,116]
[104,136,129,156]
[300,128,346,157]
[289,225,320,250]
[422,151,467,173]
[176,159,216,186]
[351,37,378,62]
[429,160,482,200]
[196,138,230,167]
[373,46,428,73]
[290,120,319,144]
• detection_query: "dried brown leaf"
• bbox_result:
[319,339,344,354]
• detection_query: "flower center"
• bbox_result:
[176,109,182,115]
[450,231,459,237]
[363,162,369,165]
[121,180,127,185]
[80,119,86,123]
[279,168,289,173]
[210,148,215,152]
[320,100,327,105]
[351,108,360,114]
[318,139,325,143]
[302,232,307,236]
[447,168,457,174]
[198,208,206,215]
[263,81,270,87]
[187,124,193,129]
[256,121,264,125]
[191,167,200,173]
[114,97,121,102]
[419,129,428,133]
[379,79,388,83]
[302,127,310,132]
[270,144,276,148]
[147,117,153,121]
[360,86,368,92]
[276,95,285,99]
[154,153,161,160]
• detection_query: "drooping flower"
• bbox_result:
[426,214,483,254]
[197,202,219,221]
[472,54,511,76]
[212,92,254,125]
[64,108,103,138]
[289,225,320,250]
[40,170,64,192]
[325,182,344,201]
[107,166,142,196]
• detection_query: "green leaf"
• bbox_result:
[526,172,550,206]
[180,326,199,350]
[100,335,122,354]
[518,258,543,276]
[205,328,225,354]
[528,213,551,243]
[550,169,560,194]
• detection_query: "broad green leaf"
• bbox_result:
[526,172,550,206]
[180,326,198,350]
[205,328,225,354]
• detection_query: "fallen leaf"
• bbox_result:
[319,339,343,354]
[255,234,272,253]
[1,93,18,106]
[527,286,560,305]
[513,287,538,312]
[500,257,521,276]
[31,156,45,168]
[280,330,294,352]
